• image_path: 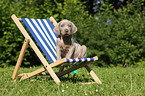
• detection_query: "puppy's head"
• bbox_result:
[53,20,77,36]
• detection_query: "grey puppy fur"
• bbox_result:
[53,20,87,60]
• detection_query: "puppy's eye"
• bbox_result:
[61,25,64,27]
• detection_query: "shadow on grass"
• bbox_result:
[21,73,91,84]
[59,74,91,83]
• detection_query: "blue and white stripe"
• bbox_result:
[66,58,94,62]
[22,18,58,63]
[22,18,95,64]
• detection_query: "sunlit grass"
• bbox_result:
[0,66,144,96]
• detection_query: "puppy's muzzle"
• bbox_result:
[64,29,69,35]
[65,29,69,33]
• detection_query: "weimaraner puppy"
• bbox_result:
[53,20,87,60]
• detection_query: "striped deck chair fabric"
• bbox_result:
[21,18,96,64]
[22,18,58,63]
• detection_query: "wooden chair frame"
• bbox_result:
[11,14,102,84]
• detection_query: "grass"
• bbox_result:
[0,65,144,96]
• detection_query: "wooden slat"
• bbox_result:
[20,67,45,81]
[18,18,22,21]
[56,56,102,84]
[85,65,102,84]
[50,58,66,67]
[11,14,60,84]
[59,65,64,72]
[56,61,93,77]
[93,56,98,61]
[12,38,29,79]
[50,16,57,26]
[18,73,27,77]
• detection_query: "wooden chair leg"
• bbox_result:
[59,65,64,72]
[84,65,102,84]
[20,67,45,81]
[12,38,29,79]
[11,14,60,84]
[56,61,93,77]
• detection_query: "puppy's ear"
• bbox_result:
[71,22,77,34]
[53,22,60,35]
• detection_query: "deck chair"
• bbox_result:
[11,14,102,84]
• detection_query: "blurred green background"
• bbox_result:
[0,0,145,67]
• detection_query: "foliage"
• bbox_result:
[0,0,145,67]
[0,0,47,67]
[93,0,145,66]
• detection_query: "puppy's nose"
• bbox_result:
[65,29,68,32]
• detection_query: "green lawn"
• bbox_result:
[0,65,144,96]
